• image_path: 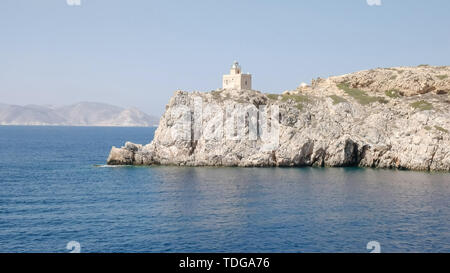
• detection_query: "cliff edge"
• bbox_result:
[107,65,450,171]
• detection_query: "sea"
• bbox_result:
[0,126,449,253]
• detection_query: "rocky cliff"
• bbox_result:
[107,65,450,171]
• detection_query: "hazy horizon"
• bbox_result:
[1,0,450,115]
[0,100,156,114]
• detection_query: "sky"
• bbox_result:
[1,0,449,115]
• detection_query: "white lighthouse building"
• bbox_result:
[222,61,252,90]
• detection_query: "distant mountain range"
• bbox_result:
[0,102,159,127]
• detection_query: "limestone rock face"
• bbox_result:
[107,66,450,171]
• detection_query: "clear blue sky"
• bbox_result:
[1,0,449,115]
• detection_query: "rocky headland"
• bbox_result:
[107,65,450,171]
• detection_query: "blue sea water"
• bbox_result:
[0,126,449,253]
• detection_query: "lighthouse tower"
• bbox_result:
[222,61,252,90]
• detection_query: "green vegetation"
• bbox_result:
[418,64,430,67]
[435,126,449,134]
[281,94,311,110]
[329,95,348,105]
[390,75,397,80]
[410,100,433,111]
[266,93,312,110]
[437,75,448,80]
[281,94,310,103]
[424,126,432,131]
[266,94,280,100]
[337,82,388,105]
[211,90,231,101]
[385,89,401,98]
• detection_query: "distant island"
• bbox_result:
[108,64,450,171]
[0,102,159,127]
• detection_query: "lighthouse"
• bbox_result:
[222,61,252,90]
